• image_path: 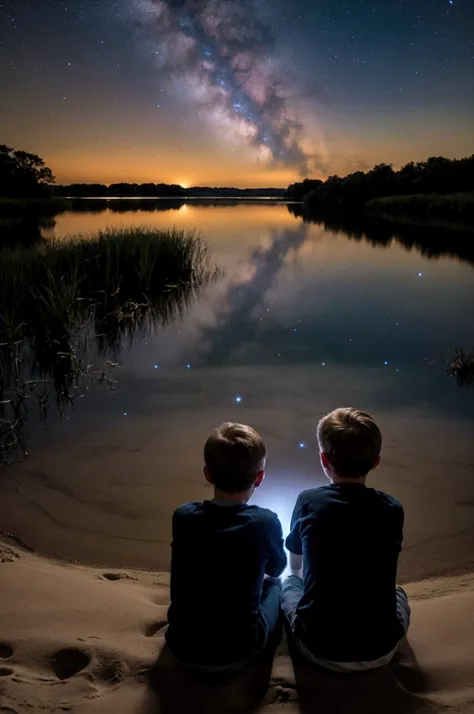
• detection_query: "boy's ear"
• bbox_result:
[204,466,214,485]
[373,455,381,470]
[254,469,265,488]
[320,451,331,470]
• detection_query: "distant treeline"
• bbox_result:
[53,184,286,198]
[1,143,287,200]
[286,155,474,212]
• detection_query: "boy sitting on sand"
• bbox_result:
[166,422,287,671]
[283,407,410,672]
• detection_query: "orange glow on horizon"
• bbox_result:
[4,109,473,190]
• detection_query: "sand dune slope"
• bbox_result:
[1,543,474,714]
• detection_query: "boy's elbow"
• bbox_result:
[276,551,288,576]
[267,551,287,577]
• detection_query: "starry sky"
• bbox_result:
[0,0,473,188]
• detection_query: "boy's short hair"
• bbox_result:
[204,422,267,493]
[317,408,382,478]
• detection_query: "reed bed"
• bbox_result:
[0,226,215,459]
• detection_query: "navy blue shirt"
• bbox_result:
[286,484,405,662]
[166,500,287,666]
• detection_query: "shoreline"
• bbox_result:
[1,395,473,583]
[2,531,474,586]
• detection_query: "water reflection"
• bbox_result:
[198,224,309,365]
[288,203,474,265]
[0,202,473,576]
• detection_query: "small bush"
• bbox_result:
[447,348,474,387]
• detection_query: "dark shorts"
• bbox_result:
[281,575,411,672]
[173,579,282,674]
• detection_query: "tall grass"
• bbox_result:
[0,226,215,460]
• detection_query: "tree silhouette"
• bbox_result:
[286,155,474,211]
[0,145,55,198]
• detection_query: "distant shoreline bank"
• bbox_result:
[0,195,296,214]
[1,194,473,237]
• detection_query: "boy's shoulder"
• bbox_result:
[297,486,404,512]
[373,489,403,510]
[173,501,204,518]
[297,486,334,505]
[248,503,281,526]
[173,501,280,524]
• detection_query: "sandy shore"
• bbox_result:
[1,375,473,581]
[1,542,474,714]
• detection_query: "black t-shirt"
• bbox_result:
[286,484,405,662]
[166,500,287,666]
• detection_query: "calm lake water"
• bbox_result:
[2,202,474,580]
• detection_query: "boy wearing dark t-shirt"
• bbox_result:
[283,408,410,672]
[166,422,287,671]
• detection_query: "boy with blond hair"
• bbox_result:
[166,422,287,671]
[283,408,410,672]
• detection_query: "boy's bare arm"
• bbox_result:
[289,551,303,579]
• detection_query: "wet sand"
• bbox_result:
[0,364,473,581]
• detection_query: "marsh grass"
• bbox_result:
[0,226,215,460]
[447,348,474,387]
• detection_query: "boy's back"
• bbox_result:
[166,499,286,666]
[286,483,405,662]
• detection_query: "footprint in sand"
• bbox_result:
[101,572,136,581]
[96,655,128,685]
[0,667,14,677]
[0,547,19,564]
[144,621,168,637]
[52,648,91,680]
[0,644,13,659]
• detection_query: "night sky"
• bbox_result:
[1,0,473,187]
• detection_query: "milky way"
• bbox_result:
[129,0,318,176]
